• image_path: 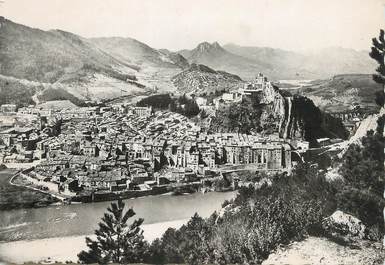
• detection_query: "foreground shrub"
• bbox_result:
[78,199,148,264]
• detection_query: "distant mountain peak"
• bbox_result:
[194,41,224,53]
[212,41,222,48]
[189,41,227,61]
[196,42,212,52]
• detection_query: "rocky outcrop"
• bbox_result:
[262,236,384,265]
[171,63,243,94]
[208,82,348,145]
[258,83,348,144]
[322,210,368,239]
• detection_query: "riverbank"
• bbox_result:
[0,218,188,264]
[0,169,58,211]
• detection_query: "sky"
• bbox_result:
[1,0,384,51]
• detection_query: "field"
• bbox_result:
[0,169,58,211]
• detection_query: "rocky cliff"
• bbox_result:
[207,83,348,145]
[261,84,349,143]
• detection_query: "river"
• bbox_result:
[0,190,237,243]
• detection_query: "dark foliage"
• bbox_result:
[369,30,385,92]
[291,95,349,145]
[375,89,385,107]
[78,199,148,264]
[336,116,385,239]
[0,79,36,107]
[147,163,332,264]
[136,94,173,109]
[174,94,200,117]
[136,93,200,118]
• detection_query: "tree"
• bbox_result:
[337,123,385,239]
[369,29,385,107]
[180,213,213,265]
[78,199,148,264]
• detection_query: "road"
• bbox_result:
[0,168,58,210]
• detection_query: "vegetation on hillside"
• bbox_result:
[136,94,173,109]
[145,164,332,265]
[336,115,385,239]
[0,78,37,107]
[137,93,200,118]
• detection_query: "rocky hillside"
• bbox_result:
[171,63,243,94]
[179,42,376,80]
[206,83,348,145]
[90,37,189,92]
[262,236,384,265]
[0,17,153,102]
[0,17,137,84]
[91,37,189,70]
[297,74,382,113]
[0,17,192,103]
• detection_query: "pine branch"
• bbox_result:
[372,37,385,51]
[379,29,385,43]
[373,74,385,85]
[369,47,384,65]
[375,64,385,76]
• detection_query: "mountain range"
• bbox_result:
[0,17,377,105]
[179,42,376,80]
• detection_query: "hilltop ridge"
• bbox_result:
[172,63,243,94]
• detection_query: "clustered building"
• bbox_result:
[0,75,298,197]
[213,73,275,109]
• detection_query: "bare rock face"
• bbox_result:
[206,80,348,144]
[258,83,301,139]
[323,210,368,239]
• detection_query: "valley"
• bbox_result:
[0,13,383,265]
